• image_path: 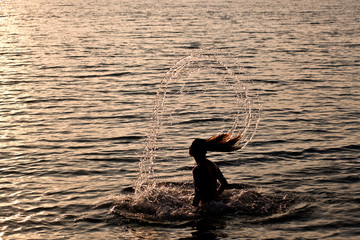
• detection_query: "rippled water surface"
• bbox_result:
[1,0,359,239]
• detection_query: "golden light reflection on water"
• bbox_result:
[1,0,30,83]
[0,74,33,156]
[0,0,358,238]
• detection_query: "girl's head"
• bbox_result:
[189,138,207,160]
[189,133,243,163]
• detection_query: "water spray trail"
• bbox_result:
[135,50,261,194]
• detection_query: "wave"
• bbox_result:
[260,144,360,159]
[72,72,131,78]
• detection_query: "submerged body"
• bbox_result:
[192,159,228,206]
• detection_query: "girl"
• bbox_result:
[189,133,242,207]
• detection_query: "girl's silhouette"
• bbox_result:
[189,133,242,207]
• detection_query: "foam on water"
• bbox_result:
[111,183,302,223]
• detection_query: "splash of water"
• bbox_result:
[134,50,261,194]
[112,183,300,223]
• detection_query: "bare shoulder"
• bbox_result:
[208,160,220,170]
[192,166,199,173]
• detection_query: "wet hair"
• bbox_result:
[189,133,242,157]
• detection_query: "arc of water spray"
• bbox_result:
[135,51,261,194]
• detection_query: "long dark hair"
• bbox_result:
[189,133,242,158]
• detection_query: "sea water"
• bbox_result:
[1,0,359,239]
